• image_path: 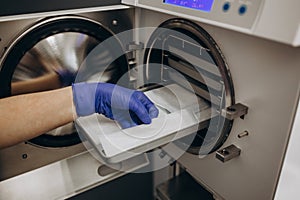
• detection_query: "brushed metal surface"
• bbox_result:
[137,8,300,200]
[0,8,134,184]
[0,151,149,200]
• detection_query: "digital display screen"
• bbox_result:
[164,0,214,12]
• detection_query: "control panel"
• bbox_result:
[136,0,264,29]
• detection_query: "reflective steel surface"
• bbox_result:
[11,32,99,136]
[13,32,98,82]
[0,8,134,183]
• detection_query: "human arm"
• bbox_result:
[0,83,158,149]
[0,87,75,149]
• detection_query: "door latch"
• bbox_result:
[222,103,248,120]
[216,144,241,163]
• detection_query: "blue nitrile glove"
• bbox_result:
[56,69,77,87]
[72,82,159,128]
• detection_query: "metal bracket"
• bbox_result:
[125,42,144,63]
[126,42,144,51]
[222,103,248,120]
[216,145,241,163]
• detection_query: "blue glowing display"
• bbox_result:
[164,0,214,12]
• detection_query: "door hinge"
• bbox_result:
[125,42,144,61]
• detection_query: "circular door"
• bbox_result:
[144,18,235,155]
[0,16,129,147]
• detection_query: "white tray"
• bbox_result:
[75,84,215,163]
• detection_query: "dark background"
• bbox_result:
[68,172,154,200]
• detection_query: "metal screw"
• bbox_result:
[159,150,167,158]
[22,154,28,159]
[221,149,230,155]
[112,20,118,26]
[238,131,249,138]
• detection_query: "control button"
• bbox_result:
[223,2,231,12]
[239,5,247,15]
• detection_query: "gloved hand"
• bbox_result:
[72,82,159,128]
[55,69,77,87]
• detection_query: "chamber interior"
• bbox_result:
[143,19,234,154]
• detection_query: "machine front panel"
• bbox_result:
[136,0,264,29]
[136,8,300,200]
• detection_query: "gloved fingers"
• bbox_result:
[102,106,114,120]
[129,110,143,125]
[134,91,159,119]
[129,100,152,124]
[148,105,159,119]
[93,83,158,127]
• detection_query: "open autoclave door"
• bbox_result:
[76,18,248,165]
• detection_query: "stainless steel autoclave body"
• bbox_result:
[0,0,299,200]
[122,0,300,200]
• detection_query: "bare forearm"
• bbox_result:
[0,87,75,149]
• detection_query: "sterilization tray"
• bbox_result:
[75,84,215,163]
